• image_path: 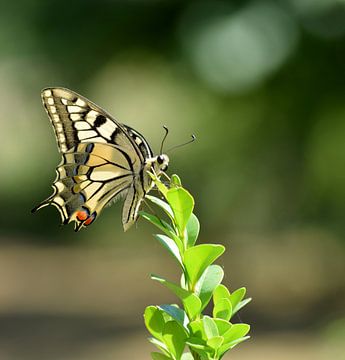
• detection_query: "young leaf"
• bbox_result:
[154,234,183,267]
[148,172,169,197]
[151,275,201,320]
[171,174,182,187]
[213,319,232,336]
[148,337,170,356]
[146,195,174,219]
[188,320,207,341]
[186,338,213,359]
[229,287,246,311]
[233,298,252,316]
[144,306,165,341]
[218,336,250,356]
[206,336,224,350]
[203,316,219,339]
[213,298,232,321]
[213,284,231,305]
[222,324,250,344]
[166,187,194,235]
[195,265,224,311]
[151,352,172,360]
[184,244,225,288]
[140,211,175,235]
[159,305,189,332]
[185,337,207,350]
[186,213,200,248]
[163,320,187,360]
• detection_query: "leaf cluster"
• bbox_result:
[140,174,251,360]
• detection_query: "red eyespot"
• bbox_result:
[84,213,96,226]
[76,211,88,221]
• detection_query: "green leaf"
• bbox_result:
[218,336,250,356]
[163,321,187,360]
[195,265,224,311]
[148,172,169,197]
[206,336,224,350]
[213,298,232,321]
[151,275,201,320]
[186,213,200,248]
[146,195,174,219]
[229,287,246,312]
[188,320,207,341]
[140,211,173,234]
[233,298,252,316]
[181,353,194,360]
[144,306,165,341]
[203,316,219,339]
[148,337,169,356]
[184,244,225,288]
[171,174,182,187]
[159,305,189,332]
[213,319,232,336]
[166,187,194,236]
[185,337,207,350]
[183,294,202,321]
[223,324,250,344]
[151,352,172,360]
[213,284,231,304]
[154,234,183,267]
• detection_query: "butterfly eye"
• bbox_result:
[157,155,164,164]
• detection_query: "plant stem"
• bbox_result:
[191,349,202,360]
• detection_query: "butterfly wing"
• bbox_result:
[41,87,153,159]
[35,88,155,231]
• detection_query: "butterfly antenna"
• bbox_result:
[160,125,169,154]
[166,134,196,153]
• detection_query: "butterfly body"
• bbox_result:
[33,87,169,231]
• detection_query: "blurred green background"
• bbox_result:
[0,0,344,359]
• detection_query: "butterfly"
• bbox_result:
[32,87,169,231]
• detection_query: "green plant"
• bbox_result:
[140,173,251,360]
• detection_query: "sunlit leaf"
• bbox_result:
[163,320,187,360]
[159,304,189,332]
[233,298,252,316]
[154,234,183,267]
[148,337,169,356]
[229,287,246,310]
[151,274,201,320]
[213,298,232,321]
[144,306,165,341]
[203,316,219,339]
[146,195,174,218]
[184,244,225,288]
[186,213,200,248]
[206,335,224,350]
[213,284,231,304]
[166,187,194,236]
[223,324,250,344]
[171,174,182,187]
[195,265,224,311]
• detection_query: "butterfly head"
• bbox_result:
[152,154,169,174]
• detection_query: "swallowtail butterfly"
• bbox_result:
[32,88,169,231]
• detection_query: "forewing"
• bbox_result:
[41,87,148,164]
